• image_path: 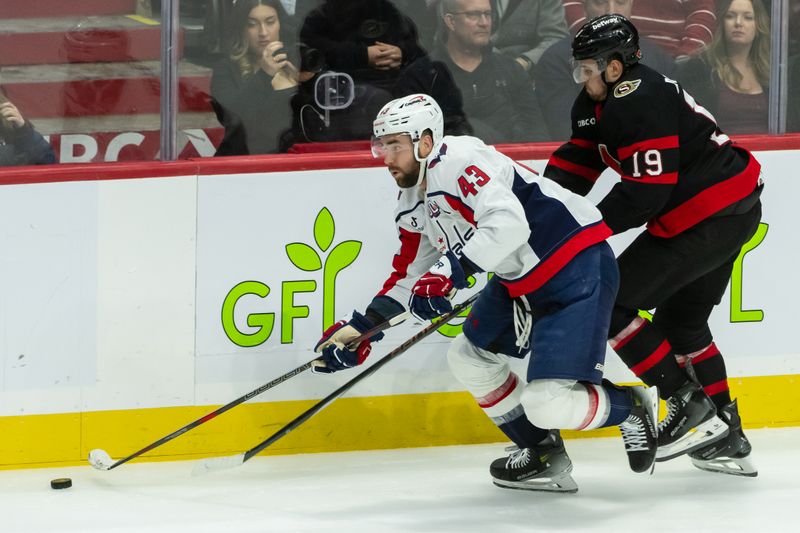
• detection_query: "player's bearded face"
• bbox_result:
[372,134,421,188]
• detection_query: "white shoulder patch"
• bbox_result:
[614,79,641,98]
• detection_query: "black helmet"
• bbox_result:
[572,14,641,68]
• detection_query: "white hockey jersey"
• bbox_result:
[377,136,612,307]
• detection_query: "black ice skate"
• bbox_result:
[655,382,729,462]
[619,385,659,473]
[490,431,578,493]
[689,399,757,477]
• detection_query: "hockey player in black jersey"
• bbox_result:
[544,14,761,476]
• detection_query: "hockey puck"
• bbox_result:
[50,478,72,490]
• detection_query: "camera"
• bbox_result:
[299,43,324,74]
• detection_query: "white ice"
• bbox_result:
[2,427,798,533]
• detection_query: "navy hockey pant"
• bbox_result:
[463,241,619,384]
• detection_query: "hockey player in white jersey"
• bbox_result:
[312,93,658,492]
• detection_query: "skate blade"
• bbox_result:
[645,386,660,475]
[492,472,579,493]
[656,415,729,462]
[691,454,758,477]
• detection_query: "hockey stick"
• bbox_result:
[87,311,410,471]
[193,293,479,476]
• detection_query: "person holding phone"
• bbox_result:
[210,0,300,155]
[0,92,56,166]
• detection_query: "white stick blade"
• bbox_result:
[191,453,246,477]
[88,449,115,471]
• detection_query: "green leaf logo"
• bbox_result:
[314,208,335,252]
[285,243,322,272]
[285,207,363,330]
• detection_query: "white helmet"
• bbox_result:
[372,94,444,163]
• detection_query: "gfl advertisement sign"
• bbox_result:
[219,210,769,350]
[193,165,777,383]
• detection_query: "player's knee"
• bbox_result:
[447,334,509,395]
[521,379,588,429]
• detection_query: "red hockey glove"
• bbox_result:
[409,252,467,321]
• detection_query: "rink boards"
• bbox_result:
[0,141,798,468]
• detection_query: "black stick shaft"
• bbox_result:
[105,314,403,469]
[107,362,312,469]
[241,295,478,463]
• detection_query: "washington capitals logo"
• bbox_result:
[428,200,442,218]
[429,143,448,169]
[400,95,426,108]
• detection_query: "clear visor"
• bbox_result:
[370,135,415,159]
[571,57,607,83]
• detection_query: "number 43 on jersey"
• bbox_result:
[458,165,491,197]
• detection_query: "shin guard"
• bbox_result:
[447,335,548,447]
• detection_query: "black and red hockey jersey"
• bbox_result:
[544,62,761,238]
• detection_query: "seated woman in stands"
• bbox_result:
[211,0,299,155]
[0,92,56,166]
[677,0,770,134]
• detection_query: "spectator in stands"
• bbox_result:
[397,0,548,143]
[291,0,322,26]
[562,0,716,58]
[784,1,799,132]
[677,0,770,134]
[211,0,299,155]
[536,0,675,140]
[299,0,424,93]
[790,0,800,58]
[0,93,56,166]
[293,0,426,142]
[488,0,569,74]
[394,0,441,51]
[789,53,800,133]
[292,0,439,59]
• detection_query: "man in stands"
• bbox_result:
[562,0,716,58]
[536,0,674,140]
[397,0,549,143]
[488,0,570,73]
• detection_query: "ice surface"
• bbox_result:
[1,427,797,533]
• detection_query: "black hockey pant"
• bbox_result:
[609,201,763,398]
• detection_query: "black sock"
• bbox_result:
[611,318,688,399]
[498,414,550,449]
[687,343,731,410]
